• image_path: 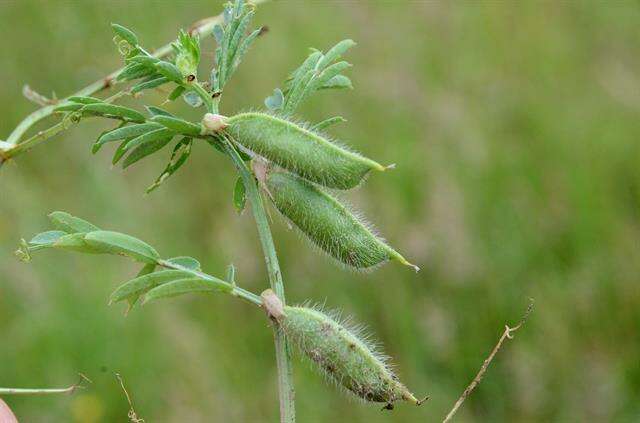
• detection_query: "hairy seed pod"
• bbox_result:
[282,305,421,405]
[227,112,386,189]
[266,171,418,271]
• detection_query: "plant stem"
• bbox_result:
[219,135,296,423]
[0,374,91,396]
[157,259,262,306]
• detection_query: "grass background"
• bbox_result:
[1,1,640,421]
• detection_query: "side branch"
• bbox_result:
[442,299,534,423]
[0,374,91,396]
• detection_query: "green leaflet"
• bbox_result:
[155,61,183,83]
[122,131,174,169]
[93,123,163,153]
[111,23,139,46]
[320,75,353,90]
[81,103,146,123]
[53,233,104,254]
[110,269,194,304]
[166,256,201,271]
[233,176,246,214]
[117,62,154,82]
[29,231,66,246]
[67,96,103,104]
[84,230,160,264]
[266,172,418,270]
[227,112,385,189]
[150,115,201,136]
[131,76,169,94]
[311,116,347,131]
[145,106,175,118]
[264,88,284,111]
[316,39,356,70]
[125,262,157,310]
[146,138,193,193]
[168,86,186,101]
[143,278,230,304]
[48,211,99,233]
[120,128,174,152]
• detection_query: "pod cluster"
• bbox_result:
[225,112,418,271]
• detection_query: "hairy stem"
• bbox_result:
[219,135,296,423]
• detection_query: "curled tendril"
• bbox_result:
[113,36,132,56]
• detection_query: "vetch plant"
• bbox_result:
[2,1,532,421]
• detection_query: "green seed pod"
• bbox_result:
[266,171,418,271]
[227,112,386,189]
[282,303,421,405]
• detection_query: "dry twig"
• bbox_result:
[116,373,145,423]
[442,299,534,423]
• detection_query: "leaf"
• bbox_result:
[212,24,224,44]
[230,28,261,73]
[166,256,201,271]
[122,132,174,169]
[145,106,175,118]
[125,262,157,310]
[48,211,100,233]
[168,85,186,101]
[93,123,162,153]
[146,138,193,193]
[67,96,103,104]
[29,230,66,246]
[310,61,352,92]
[311,116,347,131]
[53,233,103,254]
[120,128,174,155]
[111,23,139,46]
[117,62,154,82]
[142,278,227,304]
[155,61,184,82]
[228,10,254,63]
[54,103,83,112]
[316,39,356,70]
[320,75,353,90]
[112,138,133,165]
[84,230,160,263]
[264,88,284,111]
[110,269,193,304]
[182,91,203,108]
[286,51,322,91]
[233,176,246,214]
[150,115,201,136]
[283,69,314,114]
[81,104,146,123]
[131,76,169,94]
[128,55,159,67]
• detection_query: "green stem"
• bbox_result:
[0,387,75,396]
[157,259,262,306]
[219,135,296,423]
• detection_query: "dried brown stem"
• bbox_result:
[442,299,534,423]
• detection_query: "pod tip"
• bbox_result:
[385,163,396,170]
[397,255,420,272]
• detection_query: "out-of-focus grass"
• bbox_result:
[1,1,640,421]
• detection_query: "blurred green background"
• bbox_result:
[2,1,640,421]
